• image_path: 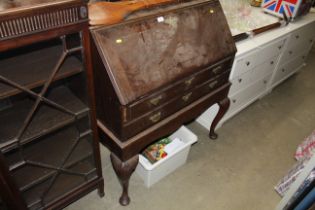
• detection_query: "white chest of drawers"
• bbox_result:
[197,13,315,130]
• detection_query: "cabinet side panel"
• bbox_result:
[90,37,122,137]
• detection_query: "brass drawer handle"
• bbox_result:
[182,92,192,102]
[185,77,195,87]
[212,65,222,74]
[209,80,218,88]
[149,112,161,123]
[149,95,163,106]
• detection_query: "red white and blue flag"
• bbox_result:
[263,0,300,18]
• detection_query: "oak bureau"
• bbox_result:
[88,0,236,205]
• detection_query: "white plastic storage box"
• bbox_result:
[135,126,198,188]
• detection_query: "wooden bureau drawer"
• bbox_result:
[125,57,233,121]
[120,71,230,139]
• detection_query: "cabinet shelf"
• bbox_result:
[22,159,97,210]
[0,44,83,100]
[8,127,94,192]
[0,86,89,152]
[4,125,97,209]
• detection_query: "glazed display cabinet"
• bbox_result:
[0,0,104,209]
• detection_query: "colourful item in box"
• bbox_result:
[142,138,172,164]
[262,0,314,19]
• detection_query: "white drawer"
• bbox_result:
[251,56,278,82]
[229,75,270,114]
[296,23,315,41]
[281,38,313,64]
[287,28,306,46]
[272,52,306,87]
[231,49,260,79]
[286,25,315,51]
[258,38,286,61]
[229,71,252,95]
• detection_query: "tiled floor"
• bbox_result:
[67,52,315,210]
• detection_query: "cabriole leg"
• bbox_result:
[209,98,230,139]
[110,153,139,206]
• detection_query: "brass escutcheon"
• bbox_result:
[149,112,161,123]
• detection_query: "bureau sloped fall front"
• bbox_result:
[88,0,236,206]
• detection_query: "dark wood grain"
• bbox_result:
[209,97,230,139]
[0,86,89,152]
[89,0,236,205]
[91,0,236,105]
[0,153,27,210]
[0,44,83,99]
[110,153,138,206]
[89,0,180,26]
[98,83,231,161]
[0,0,104,209]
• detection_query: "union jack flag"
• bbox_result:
[262,0,300,18]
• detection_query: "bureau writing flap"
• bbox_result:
[91,0,236,105]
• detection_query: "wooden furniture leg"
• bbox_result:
[97,181,105,197]
[110,153,139,206]
[209,97,230,139]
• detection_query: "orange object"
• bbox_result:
[88,0,176,26]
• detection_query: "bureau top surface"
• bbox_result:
[0,0,83,15]
[91,0,236,105]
